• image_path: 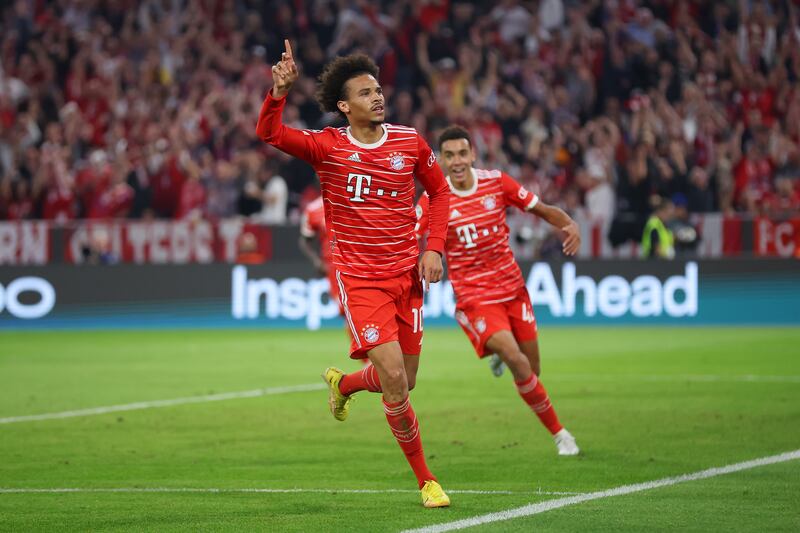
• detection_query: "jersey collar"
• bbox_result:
[346,124,388,149]
[446,168,478,197]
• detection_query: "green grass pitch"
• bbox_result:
[1,327,799,531]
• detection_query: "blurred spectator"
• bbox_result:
[81,227,119,265]
[641,196,675,259]
[0,0,796,242]
[236,231,266,264]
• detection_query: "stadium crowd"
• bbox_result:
[0,0,798,240]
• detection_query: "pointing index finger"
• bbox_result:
[284,39,293,59]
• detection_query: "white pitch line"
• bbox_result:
[0,487,582,496]
[403,449,800,533]
[554,374,800,384]
[0,383,326,424]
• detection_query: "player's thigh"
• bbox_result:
[395,268,425,357]
[508,290,540,373]
[455,302,512,358]
[338,274,400,359]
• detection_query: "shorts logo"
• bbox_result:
[455,310,469,326]
[389,153,405,171]
[483,196,497,210]
[474,317,487,334]
[362,323,380,343]
[518,187,529,200]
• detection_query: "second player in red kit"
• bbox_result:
[417,125,581,456]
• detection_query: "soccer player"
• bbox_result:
[416,125,580,456]
[257,40,451,507]
[298,195,341,311]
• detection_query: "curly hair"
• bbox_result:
[438,125,472,150]
[316,54,380,118]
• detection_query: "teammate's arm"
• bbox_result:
[255,39,330,164]
[414,137,449,291]
[414,194,430,240]
[298,235,327,274]
[530,201,580,256]
[501,173,580,256]
[298,207,327,274]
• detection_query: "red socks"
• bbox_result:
[515,374,563,435]
[339,363,382,396]
[383,396,435,488]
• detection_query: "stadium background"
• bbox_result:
[1,1,799,531]
[1,0,798,326]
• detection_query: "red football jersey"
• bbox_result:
[300,195,331,262]
[416,168,539,306]
[257,93,449,279]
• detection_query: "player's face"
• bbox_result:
[340,74,385,126]
[440,138,476,188]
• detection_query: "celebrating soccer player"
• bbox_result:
[416,125,580,456]
[257,40,451,507]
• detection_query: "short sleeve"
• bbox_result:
[501,172,539,211]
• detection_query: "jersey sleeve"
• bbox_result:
[414,193,430,240]
[501,172,539,211]
[414,135,449,254]
[255,92,335,166]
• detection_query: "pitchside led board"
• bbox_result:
[0,260,798,329]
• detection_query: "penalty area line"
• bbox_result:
[403,449,800,533]
[0,383,326,424]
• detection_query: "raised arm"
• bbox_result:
[255,39,330,164]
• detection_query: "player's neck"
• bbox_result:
[348,122,385,145]
[451,172,475,191]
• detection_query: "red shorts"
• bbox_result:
[335,267,424,359]
[455,287,538,358]
[326,269,344,316]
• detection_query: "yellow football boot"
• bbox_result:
[322,367,351,421]
[420,480,450,508]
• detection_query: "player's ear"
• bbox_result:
[337,100,349,115]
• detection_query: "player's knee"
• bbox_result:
[381,367,407,390]
[503,350,532,380]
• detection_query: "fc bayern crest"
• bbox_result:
[388,153,405,171]
[475,317,487,333]
[362,324,380,343]
[483,196,497,210]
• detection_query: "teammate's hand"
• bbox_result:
[272,39,298,98]
[418,250,443,292]
[561,221,580,256]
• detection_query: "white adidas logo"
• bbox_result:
[347,153,361,162]
[450,209,462,219]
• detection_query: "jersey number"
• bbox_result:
[412,306,424,333]
[521,302,535,324]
